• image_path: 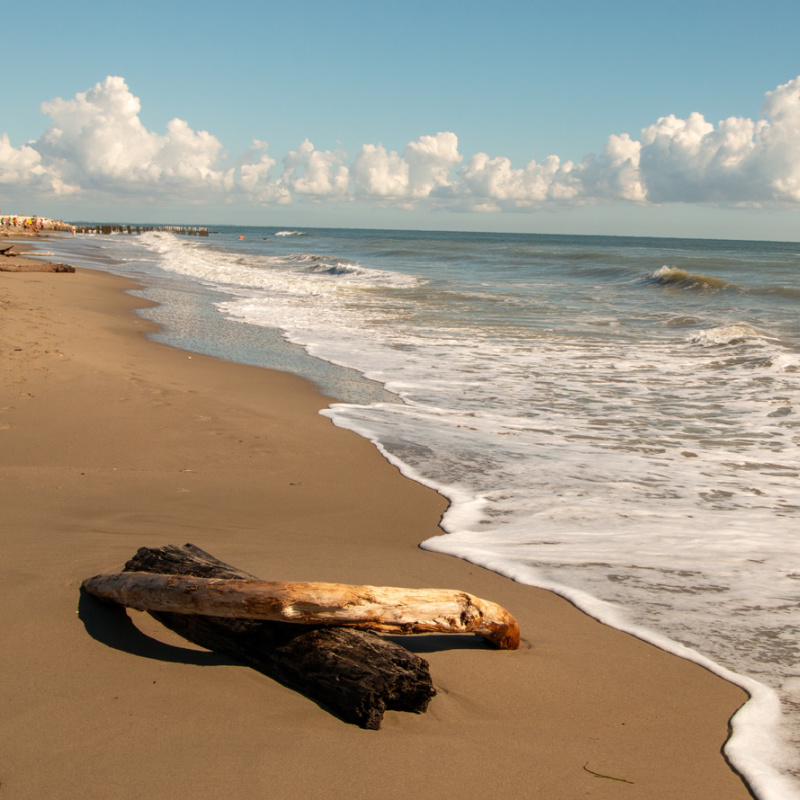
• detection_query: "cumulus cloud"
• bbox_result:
[638,112,760,202]
[404,132,462,197]
[631,77,800,204]
[439,76,800,210]
[759,77,800,200]
[4,74,800,212]
[351,143,410,198]
[577,133,646,203]
[352,132,462,201]
[0,134,46,185]
[7,76,234,203]
[281,139,349,197]
[0,133,78,196]
[452,153,580,211]
[237,140,290,204]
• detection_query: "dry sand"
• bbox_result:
[0,257,753,799]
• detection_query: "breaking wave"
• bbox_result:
[648,265,737,291]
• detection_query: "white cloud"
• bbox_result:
[352,143,410,198]
[3,74,800,213]
[751,76,800,201]
[440,76,800,209]
[281,139,349,197]
[404,132,462,197]
[0,134,44,183]
[577,133,646,203]
[237,140,290,204]
[352,132,462,201]
[635,77,800,204]
[454,152,580,210]
[0,133,77,196]
[28,76,232,201]
[637,112,761,202]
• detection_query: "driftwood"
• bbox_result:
[82,572,520,650]
[82,544,436,729]
[0,260,75,272]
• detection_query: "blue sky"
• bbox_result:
[3,0,800,240]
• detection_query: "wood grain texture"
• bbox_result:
[83,544,436,729]
[83,566,520,649]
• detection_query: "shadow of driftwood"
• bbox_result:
[77,587,439,729]
[382,633,493,653]
[78,588,234,666]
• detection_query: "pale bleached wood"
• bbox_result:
[117,543,436,729]
[82,571,520,650]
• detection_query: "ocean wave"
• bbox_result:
[687,324,800,371]
[648,265,737,291]
[274,230,308,237]
[287,252,362,274]
[689,323,768,347]
[304,261,360,276]
[287,252,328,263]
[757,285,800,300]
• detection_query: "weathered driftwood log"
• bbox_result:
[84,544,436,729]
[82,571,520,650]
[0,260,75,272]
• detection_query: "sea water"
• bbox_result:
[44,226,800,799]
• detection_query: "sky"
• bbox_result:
[3,0,800,240]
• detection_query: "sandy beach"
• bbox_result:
[0,249,753,798]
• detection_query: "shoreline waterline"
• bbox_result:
[324,388,798,800]
[9,228,788,797]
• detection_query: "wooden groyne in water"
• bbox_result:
[73,224,209,236]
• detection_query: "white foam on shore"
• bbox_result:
[419,530,799,800]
